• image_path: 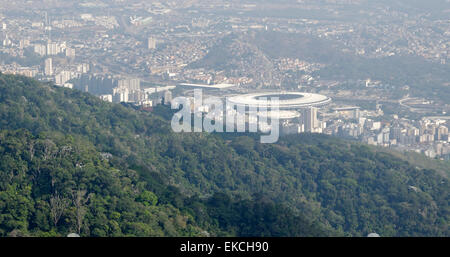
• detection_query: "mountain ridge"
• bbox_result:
[0,73,448,237]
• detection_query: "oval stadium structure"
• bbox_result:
[227,92,331,110]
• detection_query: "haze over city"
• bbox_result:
[0,0,448,246]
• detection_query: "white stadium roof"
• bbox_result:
[227,92,331,109]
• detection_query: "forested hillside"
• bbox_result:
[0,73,448,237]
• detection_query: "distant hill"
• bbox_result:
[188,33,275,84]
[0,73,448,237]
[189,31,450,100]
[189,31,344,71]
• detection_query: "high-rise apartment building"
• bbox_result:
[302,107,319,132]
[148,37,156,49]
[44,58,53,76]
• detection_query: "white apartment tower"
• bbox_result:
[148,37,156,49]
[47,42,60,55]
[44,58,53,76]
[302,107,319,132]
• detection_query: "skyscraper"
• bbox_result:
[112,87,129,103]
[55,71,73,86]
[148,37,156,49]
[47,42,60,55]
[302,107,318,132]
[390,127,402,141]
[44,58,53,76]
[436,126,449,141]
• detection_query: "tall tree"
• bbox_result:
[72,189,90,234]
[49,191,70,228]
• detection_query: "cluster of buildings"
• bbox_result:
[280,107,327,134]
[0,1,449,161]
[33,41,75,57]
[322,108,450,159]
[99,78,174,108]
[1,24,89,88]
[43,56,90,88]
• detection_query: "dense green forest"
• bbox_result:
[0,73,448,237]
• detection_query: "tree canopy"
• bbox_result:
[0,73,448,237]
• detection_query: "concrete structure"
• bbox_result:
[44,58,53,76]
[55,70,74,86]
[148,37,156,49]
[118,78,140,91]
[302,107,319,132]
[227,92,331,110]
[225,92,330,134]
[46,42,61,55]
[333,106,361,119]
[99,94,113,102]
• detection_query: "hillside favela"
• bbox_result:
[0,0,449,247]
